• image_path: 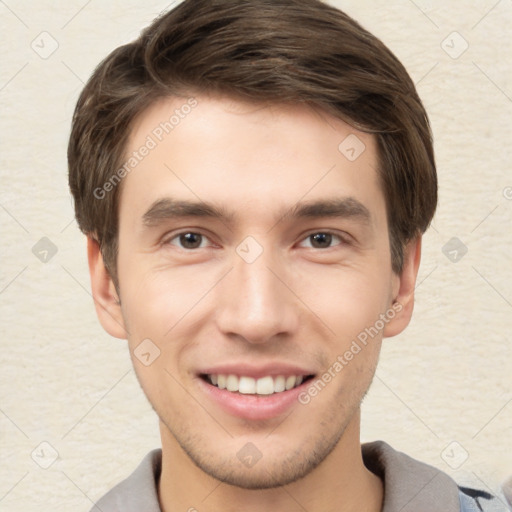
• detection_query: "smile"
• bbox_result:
[197,371,316,421]
[202,373,314,395]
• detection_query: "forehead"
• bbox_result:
[119,94,384,227]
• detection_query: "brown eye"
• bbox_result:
[299,232,344,249]
[168,232,207,249]
[180,233,202,248]
[309,233,333,248]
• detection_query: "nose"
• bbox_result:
[214,246,299,344]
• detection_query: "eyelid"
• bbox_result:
[161,228,353,250]
[297,230,352,247]
[162,229,216,248]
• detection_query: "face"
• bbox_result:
[92,94,416,489]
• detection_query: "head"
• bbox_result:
[69,0,436,490]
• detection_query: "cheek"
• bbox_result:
[292,262,391,341]
[119,268,200,404]
[120,263,212,339]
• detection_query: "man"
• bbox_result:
[67,0,508,510]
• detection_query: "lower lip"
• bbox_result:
[197,377,312,421]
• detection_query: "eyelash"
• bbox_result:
[163,230,350,250]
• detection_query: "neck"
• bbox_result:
[157,412,383,512]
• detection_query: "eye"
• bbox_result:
[167,232,210,250]
[298,232,345,249]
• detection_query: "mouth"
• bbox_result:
[200,373,315,396]
[197,372,316,420]
[196,363,317,420]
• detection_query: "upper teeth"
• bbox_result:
[208,374,304,395]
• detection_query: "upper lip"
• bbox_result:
[197,363,316,380]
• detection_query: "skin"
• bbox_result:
[88,94,421,512]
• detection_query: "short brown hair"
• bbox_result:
[68,0,437,285]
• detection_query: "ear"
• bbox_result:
[383,236,422,338]
[87,236,128,339]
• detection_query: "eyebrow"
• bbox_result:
[286,197,371,224]
[142,198,234,227]
[141,197,372,228]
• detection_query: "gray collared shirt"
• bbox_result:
[90,441,508,511]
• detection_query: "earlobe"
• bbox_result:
[383,236,422,338]
[87,236,128,339]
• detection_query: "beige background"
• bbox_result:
[1,1,511,510]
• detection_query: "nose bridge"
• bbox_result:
[215,242,298,343]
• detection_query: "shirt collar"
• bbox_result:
[94,441,461,512]
[362,440,460,512]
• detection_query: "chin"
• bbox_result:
[192,454,320,490]
[172,422,347,490]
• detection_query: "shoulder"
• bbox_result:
[362,441,509,512]
[89,449,162,512]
